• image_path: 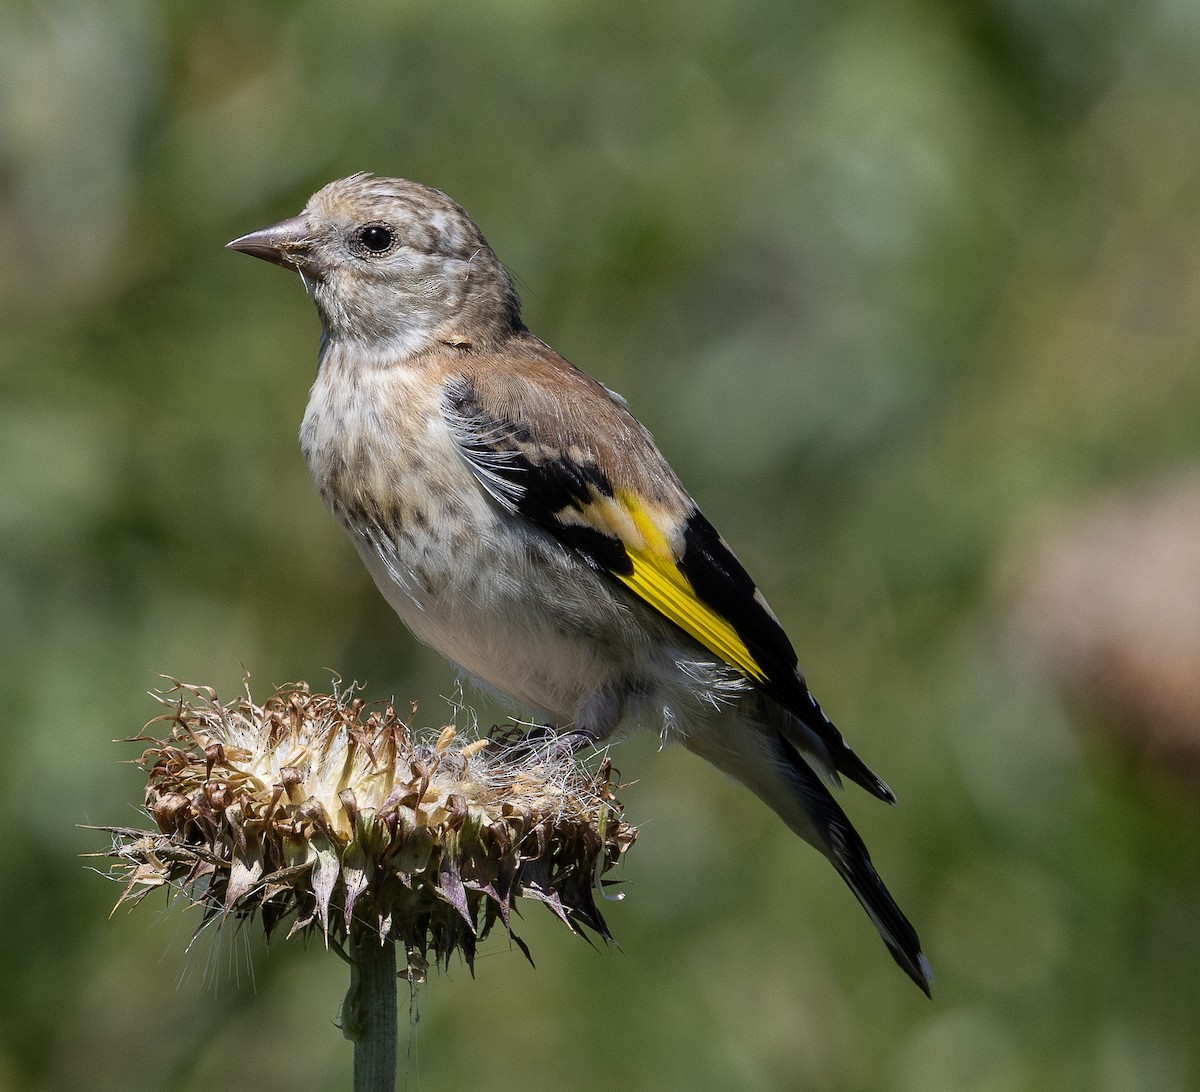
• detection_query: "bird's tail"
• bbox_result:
[774,733,932,995]
[683,718,932,995]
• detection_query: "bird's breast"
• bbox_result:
[301,355,477,534]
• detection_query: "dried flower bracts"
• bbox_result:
[98,681,636,974]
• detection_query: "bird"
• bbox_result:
[227,173,931,994]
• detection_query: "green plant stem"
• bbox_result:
[345,934,398,1092]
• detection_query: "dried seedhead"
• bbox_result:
[97,681,636,974]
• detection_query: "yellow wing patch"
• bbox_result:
[553,487,767,681]
[614,492,767,683]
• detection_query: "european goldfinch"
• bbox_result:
[228,174,932,993]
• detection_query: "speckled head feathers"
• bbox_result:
[230,173,521,355]
[308,174,492,266]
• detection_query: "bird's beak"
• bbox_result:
[226,214,319,278]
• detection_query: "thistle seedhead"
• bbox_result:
[97,681,636,974]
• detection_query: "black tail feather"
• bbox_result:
[775,733,932,996]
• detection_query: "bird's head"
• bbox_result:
[228,173,521,358]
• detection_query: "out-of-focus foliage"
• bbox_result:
[3,0,1200,1088]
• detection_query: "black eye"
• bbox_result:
[356,223,395,255]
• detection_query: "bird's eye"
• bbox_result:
[355,223,396,255]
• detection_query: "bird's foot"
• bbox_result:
[490,722,599,763]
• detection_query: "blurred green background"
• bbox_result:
[4,0,1200,1088]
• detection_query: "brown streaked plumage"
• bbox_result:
[228,173,931,993]
[460,334,689,507]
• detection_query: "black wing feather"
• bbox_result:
[679,510,895,803]
[446,379,631,575]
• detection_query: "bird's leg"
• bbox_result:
[530,687,622,758]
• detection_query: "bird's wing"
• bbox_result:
[441,342,892,802]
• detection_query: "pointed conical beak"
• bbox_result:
[226,214,319,277]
